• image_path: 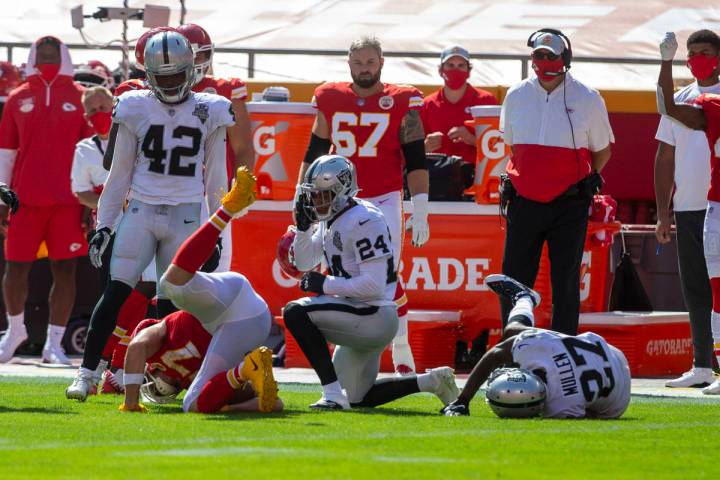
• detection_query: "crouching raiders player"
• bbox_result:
[120,167,280,413]
[282,154,459,410]
[442,274,631,419]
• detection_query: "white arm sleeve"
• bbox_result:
[70,147,92,193]
[323,256,387,300]
[0,148,16,185]
[293,226,323,271]
[204,127,229,214]
[96,124,137,231]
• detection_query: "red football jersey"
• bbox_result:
[194,75,248,101]
[420,86,497,164]
[114,79,146,97]
[136,311,212,389]
[312,82,424,198]
[696,93,720,202]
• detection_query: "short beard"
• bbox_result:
[352,69,381,89]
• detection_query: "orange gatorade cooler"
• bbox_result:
[469,105,511,204]
[248,102,315,200]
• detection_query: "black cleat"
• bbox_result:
[485,274,541,307]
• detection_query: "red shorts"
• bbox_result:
[5,204,88,262]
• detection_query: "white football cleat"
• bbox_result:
[702,378,720,395]
[309,394,351,411]
[0,326,28,363]
[665,368,714,388]
[428,366,460,406]
[66,361,106,401]
[42,345,72,366]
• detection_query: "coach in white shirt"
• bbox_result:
[655,29,720,388]
[499,29,613,335]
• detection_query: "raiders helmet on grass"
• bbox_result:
[485,367,546,418]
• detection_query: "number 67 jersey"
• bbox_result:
[511,328,631,419]
[110,90,234,208]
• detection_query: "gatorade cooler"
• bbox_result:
[248,102,315,200]
[469,105,510,204]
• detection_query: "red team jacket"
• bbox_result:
[696,93,720,202]
[0,37,93,206]
[133,311,212,389]
[312,82,424,198]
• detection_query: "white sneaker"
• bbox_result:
[702,378,720,395]
[0,326,28,363]
[428,366,460,406]
[665,368,714,388]
[42,345,72,366]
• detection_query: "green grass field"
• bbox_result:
[0,377,716,479]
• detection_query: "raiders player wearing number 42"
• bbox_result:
[66,31,233,402]
[283,154,458,411]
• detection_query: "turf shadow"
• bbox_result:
[0,405,77,415]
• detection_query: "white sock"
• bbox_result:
[46,324,66,349]
[711,310,720,368]
[509,296,535,326]
[6,312,25,333]
[322,381,344,399]
[416,372,439,393]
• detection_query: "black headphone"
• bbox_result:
[527,28,573,69]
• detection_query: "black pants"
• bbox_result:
[501,194,591,335]
[675,210,713,368]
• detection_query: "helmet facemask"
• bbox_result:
[144,31,196,104]
[140,369,181,404]
[301,156,358,222]
[191,47,213,86]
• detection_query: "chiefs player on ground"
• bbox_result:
[297,36,430,375]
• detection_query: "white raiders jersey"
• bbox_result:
[309,199,397,306]
[511,328,631,419]
[112,90,234,205]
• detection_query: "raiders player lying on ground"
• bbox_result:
[442,274,631,419]
[282,154,459,410]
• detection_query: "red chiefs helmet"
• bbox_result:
[74,60,115,90]
[0,62,20,99]
[134,26,177,70]
[175,23,213,84]
[276,226,303,279]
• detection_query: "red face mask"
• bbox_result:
[442,69,470,90]
[532,58,566,82]
[88,111,112,136]
[687,55,719,81]
[35,63,60,83]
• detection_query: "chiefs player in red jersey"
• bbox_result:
[297,36,430,376]
[658,31,720,395]
[120,312,283,413]
[119,167,280,413]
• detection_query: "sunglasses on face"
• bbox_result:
[532,51,560,61]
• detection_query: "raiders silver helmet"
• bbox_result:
[485,367,546,418]
[301,155,359,221]
[144,31,195,104]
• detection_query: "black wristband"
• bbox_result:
[402,139,428,172]
[303,133,332,165]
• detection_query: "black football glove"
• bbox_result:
[88,227,112,269]
[300,271,325,295]
[441,401,470,416]
[200,238,223,273]
[0,184,18,214]
[294,193,314,232]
